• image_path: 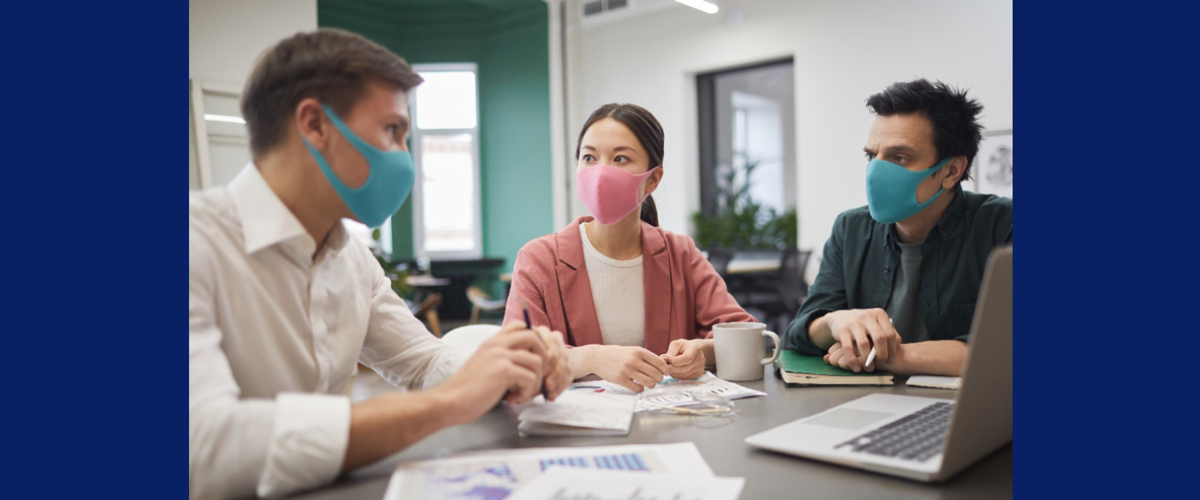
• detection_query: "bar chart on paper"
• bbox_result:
[539,453,651,472]
[385,443,705,500]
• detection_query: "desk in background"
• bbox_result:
[294,366,1011,499]
[726,258,782,275]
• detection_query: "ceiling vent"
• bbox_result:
[582,0,630,19]
[578,0,678,29]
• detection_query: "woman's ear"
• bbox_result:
[645,166,664,195]
[941,156,968,188]
[295,98,329,149]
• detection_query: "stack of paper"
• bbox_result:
[592,372,766,412]
[383,442,743,500]
[906,375,961,389]
[517,386,636,436]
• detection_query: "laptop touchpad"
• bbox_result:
[806,409,893,430]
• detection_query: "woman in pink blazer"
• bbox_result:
[504,103,756,393]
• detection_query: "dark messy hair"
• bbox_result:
[241,28,423,158]
[866,79,984,183]
[575,103,665,227]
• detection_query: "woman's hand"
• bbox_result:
[579,345,669,393]
[662,339,707,380]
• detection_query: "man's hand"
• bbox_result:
[531,325,572,402]
[821,308,902,372]
[585,345,669,393]
[825,341,895,373]
[437,322,555,423]
[661,339,706,380]
[869,342,911,376]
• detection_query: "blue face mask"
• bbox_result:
[301,104,415,228]
[865,157,949,224]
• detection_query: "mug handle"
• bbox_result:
[761,331,782,365]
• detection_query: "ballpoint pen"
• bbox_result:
[519,297,550,401]
[864,318,893,370]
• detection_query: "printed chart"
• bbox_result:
[596,372,766,411]
[539,453,651,472]
[384,443,709,500]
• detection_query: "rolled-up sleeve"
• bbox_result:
[255,393,350,498]
[189,242,351,499]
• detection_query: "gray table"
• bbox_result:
[295,366,1011,499]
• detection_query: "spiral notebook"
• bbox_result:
[775,350,894,386]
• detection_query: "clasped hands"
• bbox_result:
[576,339,710,393]
[441,321,573,421]
[821,308,903,373]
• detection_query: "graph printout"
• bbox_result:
[382,442,712,500]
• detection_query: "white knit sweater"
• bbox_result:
[579,223,645,347]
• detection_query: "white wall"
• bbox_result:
[189,0,316,189]
[189,0,317,86]
[563,0,1012,278]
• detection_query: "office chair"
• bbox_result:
[466,285,507,325]
[410,292,443,337]
[739,248,812,333]
[705,246,743,301]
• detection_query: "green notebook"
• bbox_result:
[775,350,894,386]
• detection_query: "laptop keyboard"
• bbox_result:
[835,402,953,462]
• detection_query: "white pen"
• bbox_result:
[865,318,893,370]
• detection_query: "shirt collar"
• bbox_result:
[931,184,966,241]
[227,163,350,262]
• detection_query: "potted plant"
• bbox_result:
[692,160,797,251]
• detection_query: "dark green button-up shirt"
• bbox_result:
[784,186,1013,356]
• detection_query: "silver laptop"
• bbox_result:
[745,245,1012,482]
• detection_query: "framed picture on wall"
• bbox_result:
[973,129,1013,198]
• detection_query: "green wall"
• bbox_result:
[318,0,553,277]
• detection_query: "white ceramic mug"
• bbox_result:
[712,322,781,381]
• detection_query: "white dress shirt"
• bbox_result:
[189,165,468,499]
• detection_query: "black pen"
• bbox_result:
[519,297,550,401]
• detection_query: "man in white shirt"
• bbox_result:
[189,29,572,499]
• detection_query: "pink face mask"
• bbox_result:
[576,164,661,225]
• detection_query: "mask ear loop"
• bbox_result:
[637,166,663,203]
[913,157,952,209]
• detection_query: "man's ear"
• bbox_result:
[941,156,968,188]
[645,166,664,195]
[295,98,330,149]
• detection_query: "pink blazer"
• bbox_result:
[504,216,757,355]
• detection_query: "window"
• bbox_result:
[408,64,482,260]
[696,59,796,218]
[189,80,251,190]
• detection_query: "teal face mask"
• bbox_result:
[865,157,949,224]
[301,104,415,228]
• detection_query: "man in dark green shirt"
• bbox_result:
[784,79,1012,377]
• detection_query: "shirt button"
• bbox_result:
[884,266,890,273]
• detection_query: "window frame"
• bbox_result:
[409,63,484,260]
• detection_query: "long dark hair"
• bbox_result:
[574,103,665,227]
